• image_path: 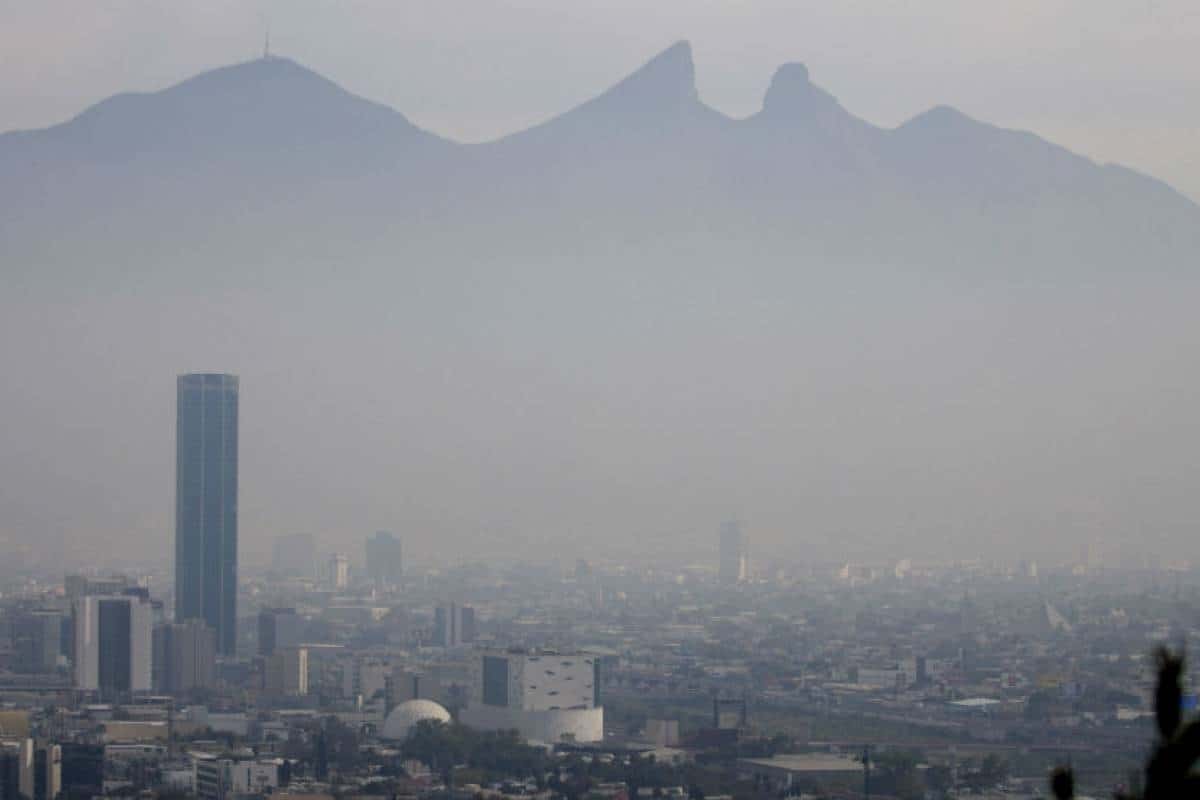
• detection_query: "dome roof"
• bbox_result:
[381,699,451,741]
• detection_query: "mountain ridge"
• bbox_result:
[2,40,1197,280]
[1,40,1191,210]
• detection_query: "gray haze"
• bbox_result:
[1,30,1199,570]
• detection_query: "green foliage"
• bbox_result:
[1051,766,1074,800]
[924,764,953,797]
[321,716,363,774]
[871,750,925,800]
[401,719,550,784]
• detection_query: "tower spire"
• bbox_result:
[263,27,271,60]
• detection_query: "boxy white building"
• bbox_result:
[459,650,603,744]
[74,593,153,694]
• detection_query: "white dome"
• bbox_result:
[381,699,451,741]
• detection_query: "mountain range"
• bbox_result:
[2,42,1198,566]
[3,41,1197,282]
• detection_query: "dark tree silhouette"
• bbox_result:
[1052,647,1200,799]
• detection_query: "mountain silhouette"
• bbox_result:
[2,56,447,169]
[3,41,1196,280]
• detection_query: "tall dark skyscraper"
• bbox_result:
[175,373,239,655]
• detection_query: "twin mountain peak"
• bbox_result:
[38,40,973,142]
[4,38,1197,276]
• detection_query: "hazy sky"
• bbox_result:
[3,2,1199,574]
[3,1,1198,200]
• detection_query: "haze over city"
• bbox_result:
[2,2,1199,574]
[5,6,1200,800]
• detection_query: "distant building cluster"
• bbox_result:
[0,369,1178,800]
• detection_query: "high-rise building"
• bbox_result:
[432,603,476,648]
[175,373,239,655]
[0,744,20,800]
[263,648,308,697]
[718,520,748,584]
[74,591,152,698]
[11,611,63,674]
[152,619,216,695]
[16,740,61,800]
[364,531,402,587]
[64,575,136,663]
[327,554,349,590]
[58,744,103,800]
[387,668,441,710]
[342,657,389,701]
[257,608,303,657]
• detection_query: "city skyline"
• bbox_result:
[0,5,1197,796]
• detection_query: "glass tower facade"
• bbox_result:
[97,598,132,695]
[175,373,239,655]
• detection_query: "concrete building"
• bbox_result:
[63,575,137,663]
[342,658,388,702]
[713,697,748,729]
[65,575,136,603]
[12,740,61,800]
[645,719,680,747]
[432,603,476,648]
[263,647,308,697]
[328,554,349,590]
[365,531,402,587]
[459,650,603,744]
[11,611,63,674]
[153,619,216,695]
[257,608,303,657]
[718,520,748,584]
[388,668,441,710]
[0,745,18,800]
[388,661,471,711]
[74,591,153,697]
[58,744,102,799]
[738,754,862,793]
[193,753,280,800]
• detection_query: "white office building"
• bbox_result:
[74,592,153,695]
[459,650,603,744]
[193,753,280,800]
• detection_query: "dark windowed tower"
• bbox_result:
[175,373,239,655]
